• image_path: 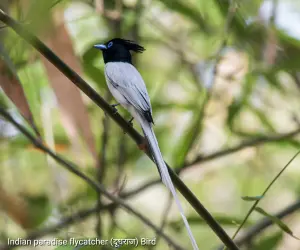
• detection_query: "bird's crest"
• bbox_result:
[108,38,145,53]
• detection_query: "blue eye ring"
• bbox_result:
[107,41,113,48]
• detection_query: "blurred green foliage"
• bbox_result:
[1,0,300,249]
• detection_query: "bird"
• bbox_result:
[94,38,199,250]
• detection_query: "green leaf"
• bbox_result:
[255,207,300,240]
[241,195,263,201]
[254,231,283,250]
[230,151,300,241]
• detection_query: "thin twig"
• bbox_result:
[0,9,238,249]
[235,199,300,246]
[120,178,161,198]
[186,128,300,167]
[121,128,300,199]
[222,150,300,250]
[0,106,183,250]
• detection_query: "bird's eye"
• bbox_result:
[107,41,113,48]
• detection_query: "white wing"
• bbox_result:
[105,62,152,115]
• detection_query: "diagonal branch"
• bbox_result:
[0,9,238,250]
[185,128,300,167]
[0,107,183,250]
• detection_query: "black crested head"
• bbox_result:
[109,38,145,53]
[94,38,145,64]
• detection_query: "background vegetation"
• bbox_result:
[1,0,300,249]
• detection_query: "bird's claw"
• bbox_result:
[111,103,119,114]
[112,107,118,114]
[123,117,134,134]
[128,117,134,127]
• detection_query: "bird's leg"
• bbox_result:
[128,117,134,126]
[123,117,134,134]
[111,103,119,114]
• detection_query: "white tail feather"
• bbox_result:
[136,113,199,250]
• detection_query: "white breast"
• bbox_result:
[104,62,152,112]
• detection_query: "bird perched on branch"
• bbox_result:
[94,38,199,250]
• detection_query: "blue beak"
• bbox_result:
[94,44,107,50]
